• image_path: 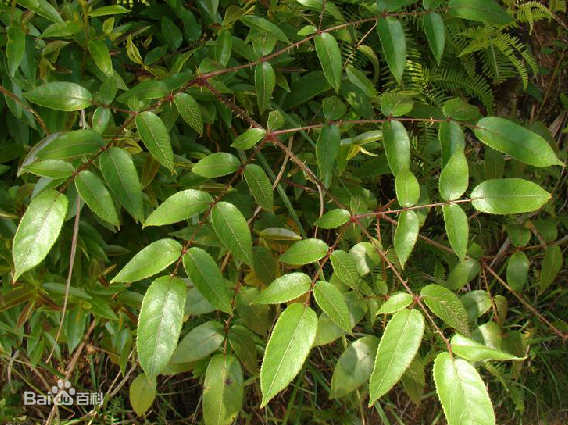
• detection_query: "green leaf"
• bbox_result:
[145,189,212,227]
[331,336,379,398]
[37,130,103,160]
[438,120,465,167]
[211,202,253,266]
[315,209,350,229]
[243,164,273,211]
[471,179,551,215]
[282,71,330,110]
[451,335,522,361]
[12,190,68,281]
[439,151,468,201]
[241,15,290,43]
[368,309,425,405]
[183,247,232,313]
[377,292,414,315]
[193,153,241,178]
[260,303,317,407]
[100,147,144,222]
[112,239,182,283]
[443,98,480,121]
[442,204,468,262]
[88,40,113,77]
[203,355,244,425]
[461,290,492,322]
[394,210,419,269]
[174,93,203,135]
[423,12,445,64]
[395,168,420,207]
[255,273,311,304]
[17,0,63,22]
[316,124,341,188]
[75,170,120,227]
[22,160,74,179]
[330,250,361,290]
[88,5,130,17]
[421,284,469,335]
[449,0,512,24]
[401,354,426,404]
[376,17,406,85]
[377,0,418,11]
[129,374,156,417]
[322,96,347,120]
[280,239,328,265]
[345,66,378,99]
[228,325,258,374]
[136,112,174,172]
[314,33,342,91]
[137,276,186,380]
[434,352,496,425]
[255,62,276,114]
[313,281,351,332]
[506,251,529,292]
[383,120,410,176]
[42,20,83,38]
[7,26,25,77]
[539,245,563,292]
[162,17,182,50]
[24,82,92,111]
[474,117,563,167]
[231,128,266,150]
[171,320,225,363]
[380,92,413,117]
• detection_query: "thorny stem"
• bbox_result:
[0,84,50,134]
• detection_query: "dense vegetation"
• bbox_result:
[1,0,567,423]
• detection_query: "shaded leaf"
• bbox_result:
[100,147,144,222]
[331,336,379,398]
[315,33,342,91]
[376,17,406,84]
[171,321,225,363]
[75,170,120,227]
[183,247,232,313]
[130,374,156,417]
[423,12,445,64]
[255,62,276,114]
[203,355,244,425]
